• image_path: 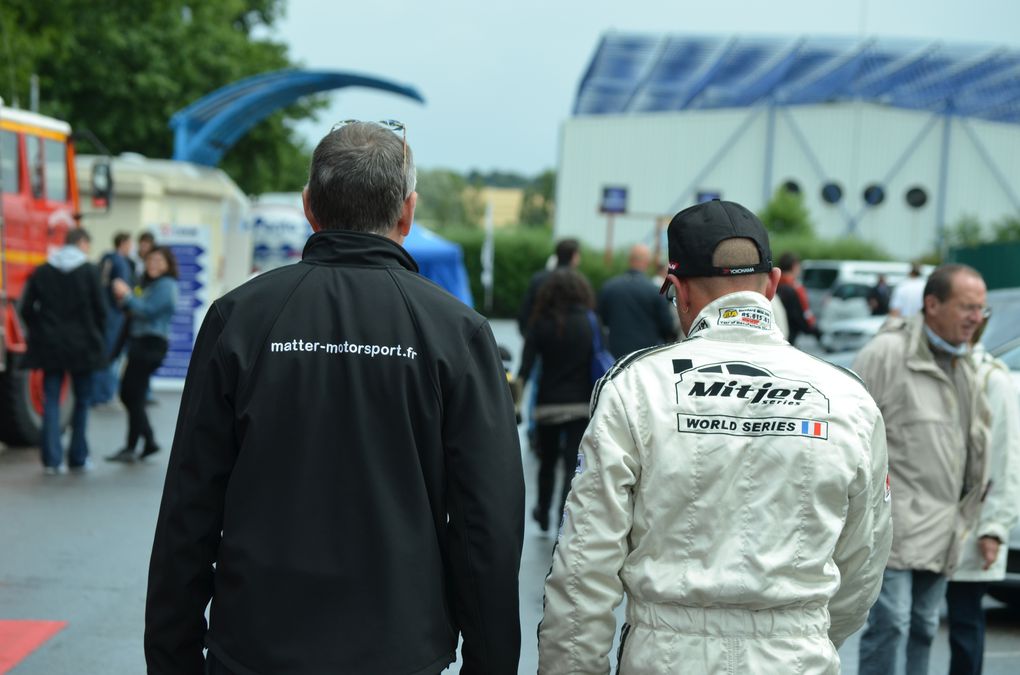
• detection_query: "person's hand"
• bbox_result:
[111,278,131,301]
[978,536,1000,570]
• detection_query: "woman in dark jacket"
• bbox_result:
[517,268,599,531]
[106,246,179,462]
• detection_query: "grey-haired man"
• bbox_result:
[146,121,524,675]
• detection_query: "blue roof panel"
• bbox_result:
[573,34,1020,124]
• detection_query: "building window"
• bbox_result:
[0,131,18,194]
[821,182,843,204]
[863,184,885,206]
[26,135,43,199]
[905,186,928,208]
[43,139,68,202]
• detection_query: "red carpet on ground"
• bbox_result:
[0,620,66,674]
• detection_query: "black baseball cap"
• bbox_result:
[658,199,773,294]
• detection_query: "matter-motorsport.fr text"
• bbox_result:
[269,339,417,359]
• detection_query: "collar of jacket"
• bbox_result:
[683,291,786,344]
[893,314,964,382]
[301,229,419,273]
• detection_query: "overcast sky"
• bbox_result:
[273,0,1020,176]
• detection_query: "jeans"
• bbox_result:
[859,568,948,675]
[41,370,94,468]
[946,580,988,675]
[92,354,124,404]
[93,308,126,404]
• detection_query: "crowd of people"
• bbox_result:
[15,119,1018,675]
[21,229,178,474]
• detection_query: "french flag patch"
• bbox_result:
[800,420,828,439]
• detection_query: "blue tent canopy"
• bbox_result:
[403,225,474,306]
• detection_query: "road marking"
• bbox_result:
[0,620,66,674]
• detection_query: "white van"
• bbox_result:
[801,259,934,349]
[801,259,929,311]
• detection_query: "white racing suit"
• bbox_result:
[538,291,892,674]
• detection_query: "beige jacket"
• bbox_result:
[952,346,1020,581]
[539,292,891,674]
[852,316,989,575]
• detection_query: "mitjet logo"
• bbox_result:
[676,361,830,411]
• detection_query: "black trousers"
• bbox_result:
[535,418,588,524]
[119,335,168,451]
[947,580,988,675]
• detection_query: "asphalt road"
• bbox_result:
[1,321,1018,673]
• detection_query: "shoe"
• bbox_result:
[43,466,63,476]
[105,448,136,463]
[69,460,94,474]
[139,444,161,459]
[532,506,550,532]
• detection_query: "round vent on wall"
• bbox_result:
[906,186,928,208]
[863,184,886,206]
[821,182,843,204]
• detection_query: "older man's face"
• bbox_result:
[924,272,987,346]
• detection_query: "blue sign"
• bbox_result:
[600,186,628,214]
[154,230,209,382]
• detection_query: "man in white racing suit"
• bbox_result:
[538,200,892,674]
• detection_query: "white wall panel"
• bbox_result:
[557,102,1020,261]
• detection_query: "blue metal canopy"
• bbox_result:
[574,34,1020,123]
[171,69,425,166]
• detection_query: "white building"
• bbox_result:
[555,35,1020,261]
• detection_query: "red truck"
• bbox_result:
[0,100,111,446]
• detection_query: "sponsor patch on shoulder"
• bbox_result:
[718,306,772,331]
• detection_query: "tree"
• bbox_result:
[993,214,1020,242]
[0,0,321,194]
[758,186,814,237]
[946,214,985,248]
[519,169,555,227]
[415,169,479,228]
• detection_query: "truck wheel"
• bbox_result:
[0,362,73,448]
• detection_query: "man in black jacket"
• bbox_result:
[598,243,677,357]
[21,227,106,474]
[145,121,525,675]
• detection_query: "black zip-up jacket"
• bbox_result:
[145,230,525,675]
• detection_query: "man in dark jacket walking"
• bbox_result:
[21,228,106,474]
[598,243,677,357]
[145,121,525,675]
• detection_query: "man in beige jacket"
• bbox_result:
[855,263,990,675]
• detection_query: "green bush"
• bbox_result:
[440,227,632,319]
[770,234,891,262]
[438,226,892,319]
[759,188,814,237]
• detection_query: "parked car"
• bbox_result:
[816,282,882,341]
[801,259,933,325]
[819,314,888,354]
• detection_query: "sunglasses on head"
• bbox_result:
[331,119,407,171]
